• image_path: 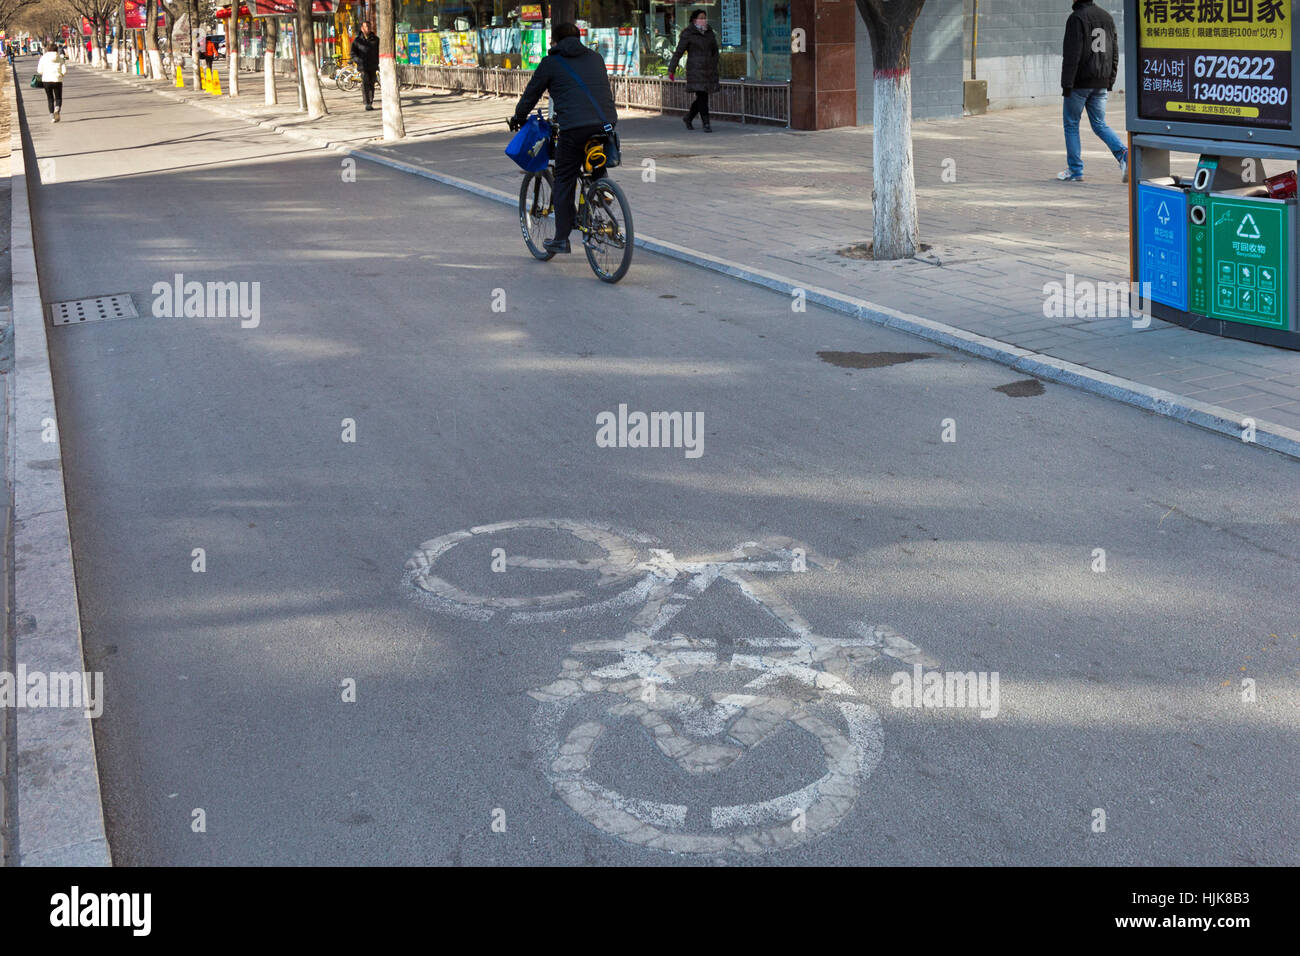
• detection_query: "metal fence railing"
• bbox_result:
[396,64,789,126]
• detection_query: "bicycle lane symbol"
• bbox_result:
[403,518,934,855]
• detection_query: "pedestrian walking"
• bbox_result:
[668,9,720,132]
[509,22,619,255]
[37,44,67,122]
[1057,0,1126,182]
[351,20,380,111]
[203,37,216,72]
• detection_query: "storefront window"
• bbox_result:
[386,0,786,80]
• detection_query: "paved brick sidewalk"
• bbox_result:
[112,66,1300,443]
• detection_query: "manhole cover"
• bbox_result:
[49,294,139,327]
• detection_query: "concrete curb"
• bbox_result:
[104,69,1300,461]
[7,67,112,866]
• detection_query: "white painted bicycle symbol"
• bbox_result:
[404,518,932,854]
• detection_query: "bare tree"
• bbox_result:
[262,12,276,103]
[294,0,324,116]
[225,0,236,94]
[856,0,925,260]
[144,0,163,77]
[377,0,402,138]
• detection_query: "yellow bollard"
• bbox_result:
[213,70,222,95]
[176,64,184,88]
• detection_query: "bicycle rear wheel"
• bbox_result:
[583,178,633,283]
[519,170,557,261]
[338,72,357,92]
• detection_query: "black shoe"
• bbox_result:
[702,122,712,132]
[365,104,374,110]
[543,237,571,255]
[683,116,694,131]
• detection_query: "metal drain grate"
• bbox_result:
[49,294,139,326]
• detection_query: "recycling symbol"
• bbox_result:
[1237,213,1262,239]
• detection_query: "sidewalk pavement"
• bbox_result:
[103,66,1300,455]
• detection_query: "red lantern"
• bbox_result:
[214,6,231,17]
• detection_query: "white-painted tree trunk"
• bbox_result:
[148,49,164,79]
[264,50,276,103]
[872,72,919,260]
[229,49,239,95]
[379,59,404,140]
[299,49,326,117]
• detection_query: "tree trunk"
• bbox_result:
[188,0,200,89]
[378,0,403,139]
[91,18,104,66]
[856,0,924,260]
[145,0,164,79]
[264,16,278,104]
[296,0,327,117]
[228,7,239,95]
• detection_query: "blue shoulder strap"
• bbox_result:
[553,56,614,133]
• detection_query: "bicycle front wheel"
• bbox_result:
[338,73,357,92]
[519,169,557,261]
[583,178,634,283]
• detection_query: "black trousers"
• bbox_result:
[361,68,377,106]
[44,82,63,112]
[686,90,710,124]
[553,123,606,240]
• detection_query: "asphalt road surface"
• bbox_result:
[21,68,1300,865]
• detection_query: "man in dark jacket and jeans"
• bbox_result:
[1058,0,1126,182]
[510,23,618,255]
[352,20,380,111]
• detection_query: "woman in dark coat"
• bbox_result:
[669,9,720,132]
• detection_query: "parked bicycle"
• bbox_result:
[515,118,634,284]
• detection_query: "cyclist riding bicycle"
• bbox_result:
[508,22,618,256]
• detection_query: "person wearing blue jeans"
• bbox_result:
[1057,0,1127,182]
[1062,88,1126,181]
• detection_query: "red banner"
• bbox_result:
[123,1,166,29]
[250,0,335,15]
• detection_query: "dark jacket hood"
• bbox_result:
[554,36,588,57]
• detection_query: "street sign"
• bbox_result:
[1207,195,1289,328]
[1138,184,1189,311]
[1136,0,1292,130]
[1127,0,1300,147]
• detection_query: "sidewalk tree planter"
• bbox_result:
[856,0,924,260]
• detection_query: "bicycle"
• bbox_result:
[514,118,635,284]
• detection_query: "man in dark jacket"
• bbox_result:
[1058,0,1126,182]
[510,23,618,255]
[351,20,380,111]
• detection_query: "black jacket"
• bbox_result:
[1062,0,1118,93]
[669,24,720,93]
[514,36,618,131]
[351,31,379,72]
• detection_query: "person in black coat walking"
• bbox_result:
[669,9,720,132]
[352,20,381,110]
[1057,0,1125,181]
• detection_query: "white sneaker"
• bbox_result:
[1119,153,1128,183]
[1056,170,1083,181]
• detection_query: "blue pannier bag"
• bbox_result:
[505,112,553,172]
